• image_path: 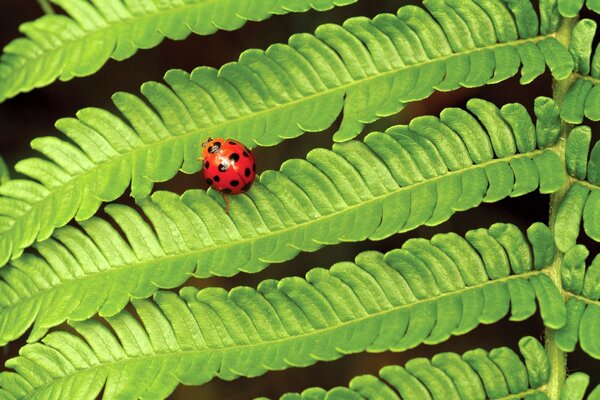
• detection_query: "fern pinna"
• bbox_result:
[0,0,599,399]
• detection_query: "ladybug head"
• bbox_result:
[201,137,222,158]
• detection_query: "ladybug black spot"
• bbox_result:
[230,180,239,187]
[229,153,240,163]
[242,183,252,192]
[213,175,220,182]
[218,162,229,172]
[229,141,237,145]
[244,168,251,177]
[208,142,221,153]
[242,151,249,158]
[204,161,209,169]
[206,178,213,185]
[222,188,232,194]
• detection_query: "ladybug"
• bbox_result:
[200,138,256,213]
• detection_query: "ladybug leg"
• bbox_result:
[223,194,230,214]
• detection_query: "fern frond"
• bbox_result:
[558,131,600,246]
[556,251,600,359]
[0,156,8,185]
[0,99,567,345]
[561,19,600,123]
[268,336,550,400]
[0,224,565,399]
[0,0,575,266]
[0,0,357,102]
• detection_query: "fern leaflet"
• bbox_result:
[0,223,566,399]
[0,0,575,266]
[265,337,552,400]
[556,250,600,359]
[0,0,357,102]
[557,0,600,16]
[556,127,600,246]
[0,98,567,345]
[560,18,600,123]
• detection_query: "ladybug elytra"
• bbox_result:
[200,138,256,212]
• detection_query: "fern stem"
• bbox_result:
[546,15,579,400]
[36,0,55,14]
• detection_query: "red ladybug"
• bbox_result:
[200,138,256,213]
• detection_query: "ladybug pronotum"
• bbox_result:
[200,138,256,213]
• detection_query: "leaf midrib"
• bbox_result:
[577,73,600,84]
[1,147,558,335]
[21,270,547,398]
[571,176,600,191]
[0,34,552,250]
[565,291,600,306]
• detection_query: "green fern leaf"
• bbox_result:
[590,383,600,400]
[561,19,600,123]
[559,126,600,242]
[0,0,358,102]
[561,372,590,400]
[560,133,600,243]
[0,0,575,266]
[555,184,590,252]
[559,0,586,17]
[0,156,8,185]
[0,224,565,399]
[0,99,567,345]
[556,252,600,359]
[559,0,600,15]
[570,19,597,75]
[565,126,592,180]
[268,337,551,400]
[540,0,562,34]
[589,0,600,13]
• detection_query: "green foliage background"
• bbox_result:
[0,0,599,399]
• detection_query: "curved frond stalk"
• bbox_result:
[0,156,8,185]
[0,224,565,399]
[561,19,600,123]
[0,98,568,345]
[268,336,551,400]
[0,0,575,266]
[0,0,357,102]
[558,131,600,244]
[556,252,600,359]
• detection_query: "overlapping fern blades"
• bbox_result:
[0,0,575,266]
[560,18,600,123]
[555,125,600,247]
[267,336,551,400]
[0,0,358,102]
[0,97,567,346]
[0,223,566,400]
[556,250,600,359]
